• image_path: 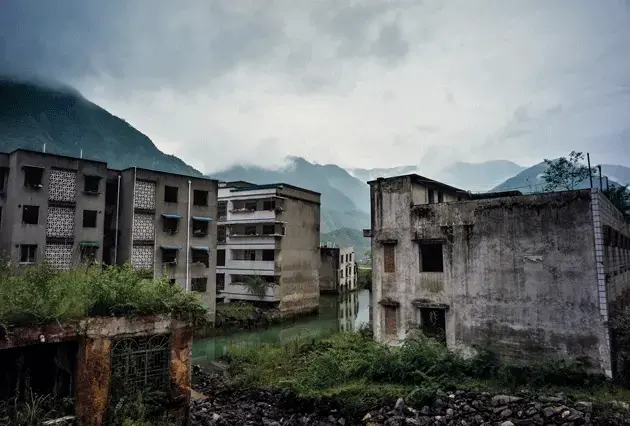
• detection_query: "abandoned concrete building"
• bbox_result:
[367,173,630,377]
[319,245,357,293]
[0,149,218,318]
[216,181,321,316]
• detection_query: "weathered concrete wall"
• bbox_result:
[76,337,111,426]
[319,247,340,292]
[277,192,320,316]
[370,178,611,372]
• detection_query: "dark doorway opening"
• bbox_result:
[419,308,446,344]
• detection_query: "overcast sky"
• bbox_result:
[1,0,629,174]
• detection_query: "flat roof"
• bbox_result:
[8,148,108,165]
[119,166,215,182]
[226,182,320,196]
[368,173,468,195]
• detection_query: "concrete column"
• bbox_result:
[76,337,112,426]
[170,325,193,424]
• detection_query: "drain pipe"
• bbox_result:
[130,168,137,260]
[186,180,192,292]
[114,174,121,264]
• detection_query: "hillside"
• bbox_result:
[321,228,370,262]
[492,162,630,193]
[207,158,370,233]
[0,78,201,175]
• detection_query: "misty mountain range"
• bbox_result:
[2,78,629,254]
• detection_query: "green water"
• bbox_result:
[192,290,371,369]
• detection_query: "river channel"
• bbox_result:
[192,290,372,369]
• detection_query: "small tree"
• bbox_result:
[242,275,273,299]
[541,151,596,192]
[603,185,630,215]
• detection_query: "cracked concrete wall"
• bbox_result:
[370,178,612,373]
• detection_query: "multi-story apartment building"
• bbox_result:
[319,246,357,293]
[110,167,218,314]
[0,149,108,269]
[367,173,630,377]
[216,181,321,317]
[0,149,218,320]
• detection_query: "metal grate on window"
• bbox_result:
[109,334,170,403]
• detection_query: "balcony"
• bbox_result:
[226,259,276,272]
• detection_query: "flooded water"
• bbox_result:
[192,290,371,369]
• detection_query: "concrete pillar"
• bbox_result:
[170,325,193,424]
[76,337,112,426]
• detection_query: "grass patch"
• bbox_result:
[226,332,630,414]
[0,262,208,328]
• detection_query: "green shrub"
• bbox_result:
[0,263,208,327]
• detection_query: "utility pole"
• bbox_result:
[598,165,603,190]
[587,153,593,188]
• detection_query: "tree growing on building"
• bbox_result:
[603,185,630,215]
[541,151,595,192]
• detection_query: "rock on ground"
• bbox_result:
[190,366,630,425]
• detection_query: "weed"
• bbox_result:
[225,331,623,414]
[0,262,208,328]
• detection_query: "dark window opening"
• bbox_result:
[164,185,178,203]
[427,189,434,204]
[217,249,225,266]
[162,249,178,264]
[245,225,257,235]
[218,201,227,220]
[22,205,39,225]
[383,243,396,273]
[83,210,97,228]
[419,308,446,344]
[262,225,275,235]
[193,190,208,206]
[192,249,210,267]
[263,199,275,210]
[0,341,77,402]
[163,217,178,234]
[419,243,444,272]
[218,225,226,242]
[192,219,209,236]
[20,244,37,263]
[216,273,225,292]
[84,175,101,193]
[437,191,444,203]
[169,278,176,285]
[24,166,44,188]
[81,246,97,264]
[191,277,207,292]
[244,200,257,211]
[262,275,278,284]
[262,249,275,261]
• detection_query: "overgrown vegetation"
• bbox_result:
[357,268,372,291]
[604,185,630,215]
[0,262,208,328]
[542,151,595,192]
[226,332,630,416]
[242,275,273,299]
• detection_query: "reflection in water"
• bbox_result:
[192,290,371,369]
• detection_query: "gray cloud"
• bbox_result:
[1,0,630,172]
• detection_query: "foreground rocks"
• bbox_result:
[190,367,630,425]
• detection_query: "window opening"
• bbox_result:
[83,210,97,228]
[192,248,210,267]
[216,273,225,292]
[22,205,39,224]
[217,201,227,220]
[427,189,434,204]
[217,249,225,266]
[20,244,37,263]
[162,249,178,264]
[419,243,444,272]
[192,219,209,236]
[262,249,275,261]
[84,175,101,193]
[418,308,446,344]
[24,166,44,188]
[262,225,275,235]
[262,199,274,210]
[163,217,178,234]
[191,277,207,292]
[193,190,208,206]
[164,185,178,203]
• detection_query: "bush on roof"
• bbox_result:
[0,261,208,327]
